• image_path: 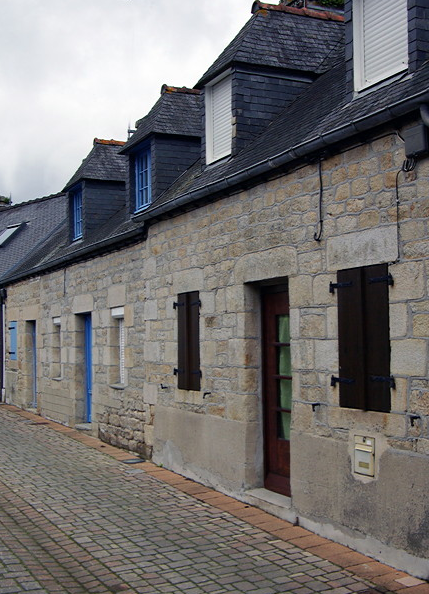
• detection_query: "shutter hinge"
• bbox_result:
[191,370,202,377]
[331,375,356,387]
[191,299,201,308]
[329,281,353,294]
[370,375,396,389]
[174,368,184,375]
[173,301,185,309]
[368,273,394,286]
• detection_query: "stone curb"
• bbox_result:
[2,403,428,594]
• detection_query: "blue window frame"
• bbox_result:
[135,149,151,211]
[9,321,17,360]
[72,189,83,240]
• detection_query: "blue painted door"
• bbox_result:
[84,315,92,422]
[30,321,37,408]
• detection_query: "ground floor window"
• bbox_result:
[175,291,201,391]
[334,263,392,412]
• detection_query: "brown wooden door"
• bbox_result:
[262,288,291,497]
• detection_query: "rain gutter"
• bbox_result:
[135,88,429,222]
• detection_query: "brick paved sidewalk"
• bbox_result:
[0,404,427,594]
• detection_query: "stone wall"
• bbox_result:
[4,122,429,574]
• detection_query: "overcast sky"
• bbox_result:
[0,0,254,204]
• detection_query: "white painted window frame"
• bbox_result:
[205,71,232,164]
[353,0,408,92]
[111,307,125,385]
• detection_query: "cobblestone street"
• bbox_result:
[0,404,427,594]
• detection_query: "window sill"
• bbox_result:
[205,154,231,169]
[109,383,126,391]
[133,204,151,216]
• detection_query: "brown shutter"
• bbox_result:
[176,293,187,390]
[363,264,391,412]
[176,292,200,391]
[337,268,366,409]
[188,291,201,391]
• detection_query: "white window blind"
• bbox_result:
[119,317,125,385]
[111,307,125,385]
[354,0,408,90]
[206,75,232,163]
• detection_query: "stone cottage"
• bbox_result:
[1,0,429,578]
[0,193,67,403]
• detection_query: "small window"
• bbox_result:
[52,317,61,378]
[334,263,391,412]
[0,224,23,247]
[175,291,201,391]
[353,0,408,91]
[111,307,125,385]
[72,188,83,240]
[135,149,151,211]
[205,74,232,164]
[9,321,17,361]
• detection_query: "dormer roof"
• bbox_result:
[196,2,344,87]
[122,86,202,153]
[64,139,127,191]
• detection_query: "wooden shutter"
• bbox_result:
[177,292,200,390]
[207,76,232,163]
[337,268,366,409]
[337,264,391,412]
[363,264,391,412]
[361,0,408,87]
[177,293,187,389]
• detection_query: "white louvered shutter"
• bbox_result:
[207,75,232,163]
[119,317,125,384]
[359,0,408,89]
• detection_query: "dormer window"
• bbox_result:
[205,73,232,164]
[135,148,151,211]
[72,188,82,240]
[353,0,408,91]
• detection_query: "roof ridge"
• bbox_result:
[93,138,126,146]
[161,85,200,96]
[251,1,344,22]
[0,192,66,211]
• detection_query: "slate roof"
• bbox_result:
[0,193,67,282]
[5,3,429,283]
[5,201,146,282]
[144,50,429,215]
[64,139,128,191]
[196,2,344,87]
[122,87,202,154]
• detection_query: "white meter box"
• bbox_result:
[354,436,375,477]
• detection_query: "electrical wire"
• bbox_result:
[395,157,416,260]
[314,159,324,242]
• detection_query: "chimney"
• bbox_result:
[0,195,11,208]
[279,0,344,9]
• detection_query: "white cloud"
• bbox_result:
[0,0,253,202]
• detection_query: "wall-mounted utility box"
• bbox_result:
[404,124,429,159]
[354,436,375,477]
